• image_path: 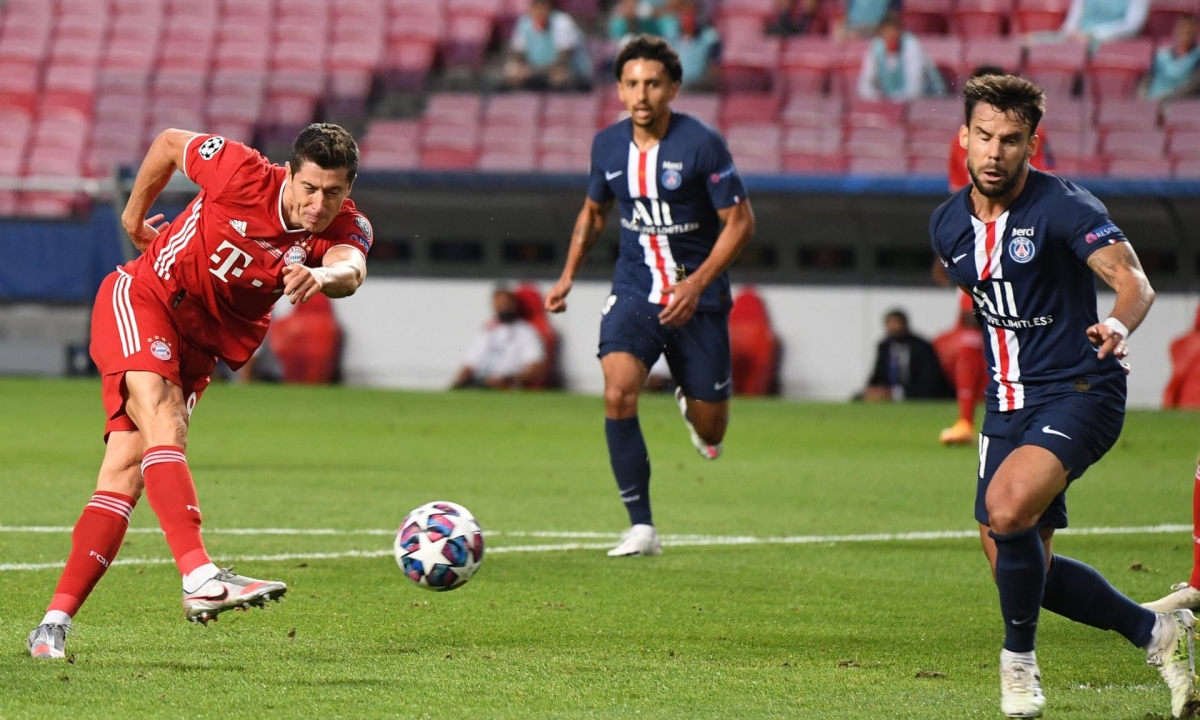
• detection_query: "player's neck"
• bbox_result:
[969,166,1031,223]
[631,110,672,150]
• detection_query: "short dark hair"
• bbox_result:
[963,74,1046,135]
[969,65,1007,78]
[613,35,683,84]
[290,123,359,184]
[885,309,909,325]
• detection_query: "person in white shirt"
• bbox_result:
[452,288,547,389]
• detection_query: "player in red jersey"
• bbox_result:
[1143,458,1200,613]
[937,66,1055,446]
[26,124,371,659]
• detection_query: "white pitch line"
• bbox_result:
[0,526,618,538]
[0,524,1191,573]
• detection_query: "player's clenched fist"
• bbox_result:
[544,277,572,313]
[282,264,329,304]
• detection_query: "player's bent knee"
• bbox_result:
[985,504,1038,535]
[603,386,640,418]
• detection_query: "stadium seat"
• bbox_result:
[952,0,1014,37]
[718,0,778,22]
[961,37,1024,76]
[1094,98,1160,131]
[447,0,504,17]
[920,36,965,91]
[443,14,494,69]
[421,122,481,169]
[910,155,950,175]
[425,93,485,128]
[1026,41,1089,97]
[538,125,591,156]
[1162,99,1200,131]
[719,38,782,94]
[902,0,954,34]
[1175,159,1200,177]
[485,93,545,128]
[361,119,421,170]
[831,38,871,98]
[1144,0,1200,39]
[909,97,963,133]
[781,94,844,128]
[1107,157,1173,176]
[1048,128,1101,162]
[1167,130,1200,159]
[1013,0,1071,33]
[848,155,904,174]
[846,126,907,157]
[844,100,907,129]
[726,124,783,172]
[543,94,600,129]
[538,149,589,172]
[720,93,783,130]
[388,4,446,44]
[1088,39,1154,100]
[383,40,438,92]
[1039,96,1093,132]
[780,37,837,96]
[672,94,721,128]
[477,150,537,171]
[481,123,538,155]
[1101,128,1167,159]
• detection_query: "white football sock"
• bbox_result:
[183,563,220,593]
[41,610,71,627]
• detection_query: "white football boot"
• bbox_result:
[26,623,68,659]
[1147,609,1200,719]
[999,649,1046,718]
[607,524,662,557]
[182,567,287,625]
[1145,583,1200,614]
[675,387,721,460]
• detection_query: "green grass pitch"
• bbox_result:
[0,376,1197,719]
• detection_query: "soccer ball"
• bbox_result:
[394,501,485,591]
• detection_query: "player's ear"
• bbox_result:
[1027,131,1040,160]
[285,161,292,177]
[958,125,969,151]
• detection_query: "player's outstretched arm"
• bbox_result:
[659,199,756,327]
[282,245,367,304]
[121,128,198,252]
[1086,242,1155,360]
[545,197,613,313]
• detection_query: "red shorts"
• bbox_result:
[90,269,216,440]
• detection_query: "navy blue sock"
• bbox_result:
[605,417,652,526]
[990,526,1046,653]
[1041,554,1157,648]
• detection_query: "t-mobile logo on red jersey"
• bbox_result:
[208,240,254,283]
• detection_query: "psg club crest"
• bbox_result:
[284,244,308,266]
[661,168,682,190]
[1008,236,1036,264]
[149,338,172,361]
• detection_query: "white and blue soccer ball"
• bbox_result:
[394,501,485,591]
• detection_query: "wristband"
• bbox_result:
[1102,316,1129,339]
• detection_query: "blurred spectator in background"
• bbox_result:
[506,0,593,91]
[452,287,547,390]
[728,286,781,396]
[1142,14,1200,101]
[511,282,561,389]
[1163,302,1200,409]
[610,0,671,40]
[1049,0,1149,46]
[857,13,948,101]
[766,0,823,36]
[862,309,953,401]
[835,0,902,38]
[269,293,343,384]
[664,0,721,90]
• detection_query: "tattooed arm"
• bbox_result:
[1085,242,1155,359]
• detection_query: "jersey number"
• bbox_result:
[974,281,1018,318]
[631,199,673,227]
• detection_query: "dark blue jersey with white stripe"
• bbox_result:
[929,169,1128,412]
[587,112,747,311]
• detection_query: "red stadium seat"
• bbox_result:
[831,38,871,98]
[538,150,589,172]
[844,100,907,129]
[485,93,545,127]
[1094,98,1160,131]
[1175,159,1200,177]
[1107,158,1173,176]
[1048,128,1101,161]
[1040,96,1093,132]
[1162,98,1200,130]
[903,0,954,33]
[442,14,494,69]
[477,150,537,171]
[481,123,537,154]
[543,94,600,128]
[848,155,904,174]
[1101,128,1166,159]
[910,155,950,174]
[1087,39,1154,99]
[672,94,721,127]
[720,92,782,130]
[1168,130,1200,159]
[952,0,1014,37]
[1013,0,1071,33]
[207,93,264,125]
[780,36,837,96]
[726,123,783,167]
[1144,0,1200,40]
[783,125,845,155]
[447,0,503,18]
[717,0,777,21]
[781,94,845,128]
[538,126,590,155]
[383,40,437,92]
[962,37,1024,76]
[425,93,484,128]
[920,36,965,91]
[1026,41,1089,97]
[719,38,782,94]
[909,97,963,133]
[846,126,907,157]
[389,5,446,44]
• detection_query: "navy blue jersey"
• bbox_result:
[587,112,748,311]
[930,169,1128,412]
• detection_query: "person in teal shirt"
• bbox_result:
[1058,0,1149,45]
[1143,14,1200,101]
[856,13,948,101]
[505,0,593,91]
[661,0,721,90]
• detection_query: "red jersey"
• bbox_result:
[947,130,1053,192]
[125,135,373,366]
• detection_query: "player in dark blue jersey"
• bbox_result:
[930,73,1196,719]
[544,35,755,558]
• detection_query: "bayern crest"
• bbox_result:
[284,244,307,266]
[1008,236,1036,263]
[150,339,172,361]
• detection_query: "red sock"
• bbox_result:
[956,340,986,424]
[141,446,210,576]
[47,492,136,617]
[1190,461,1200,589]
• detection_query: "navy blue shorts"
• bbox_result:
[975,393,1124,529]
[598,293,732,403]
